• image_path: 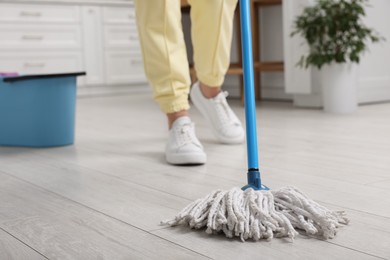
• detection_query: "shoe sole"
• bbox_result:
[166,152,207,165]
[190,86,245,144]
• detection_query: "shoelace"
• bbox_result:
[174,123,199,147]
[213,91,240,128]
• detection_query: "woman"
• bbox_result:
[135,0,244,165]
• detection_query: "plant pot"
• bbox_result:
[321,63,358,114]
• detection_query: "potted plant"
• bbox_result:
[292,0,384,114]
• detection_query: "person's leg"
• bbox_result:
[188,0,244,144]
[134,0,206,164]
[189,0,237,89]
[135,0,190,125]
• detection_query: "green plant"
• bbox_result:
[292,0,384,69]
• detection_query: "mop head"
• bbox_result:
[161,186,349,241]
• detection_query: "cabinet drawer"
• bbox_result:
[105,51,146,84]
[0,4,80,23]
[0,25,81,50]
[0,53,83,75]
[103,7,136,25]
[104,25,140,50]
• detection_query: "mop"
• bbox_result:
[161,0,349,241]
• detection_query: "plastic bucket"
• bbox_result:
[0,72,85,147]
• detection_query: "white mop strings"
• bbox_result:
[161,186,349,241]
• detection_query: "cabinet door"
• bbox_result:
[105,51,146,84]
[103,6,136,25]
[0,3,80,24]
[282,0,312,94]
[81,6,104,85]
[0,52,83,74]
[104,25,140,50]
[0,24,81,50]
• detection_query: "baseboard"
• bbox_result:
[293,78,390,108]
[358,77,390,104]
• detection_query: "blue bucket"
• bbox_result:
[0,72,85,147]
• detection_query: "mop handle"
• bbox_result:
[239,0,259,171]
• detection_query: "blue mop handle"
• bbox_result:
[239,0,258,171]
[239,0,268,190]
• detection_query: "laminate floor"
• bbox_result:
[1,93,389,260]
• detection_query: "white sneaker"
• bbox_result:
[190,82,245,144]
[166,116,207,165]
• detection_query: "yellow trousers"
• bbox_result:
[135,0,238,113]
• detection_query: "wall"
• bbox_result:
[358,0,390,103]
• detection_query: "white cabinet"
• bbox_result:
[102,6,146,85]
[0,1,147,95]
[104,25,140,49]
[0,4,80,24]
[0,3,84,85]
[105,51,144,84]
[81,6,104,86]
[103,6,136,25]
[0,52,83,75]
[0,24,82,50]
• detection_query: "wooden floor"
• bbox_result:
[1,93,390,260]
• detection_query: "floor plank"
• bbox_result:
[0,173,208,260]
[318,204,390,259]
[0,229,46,260]
[0,157,188,231]
[153,227,384,260]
